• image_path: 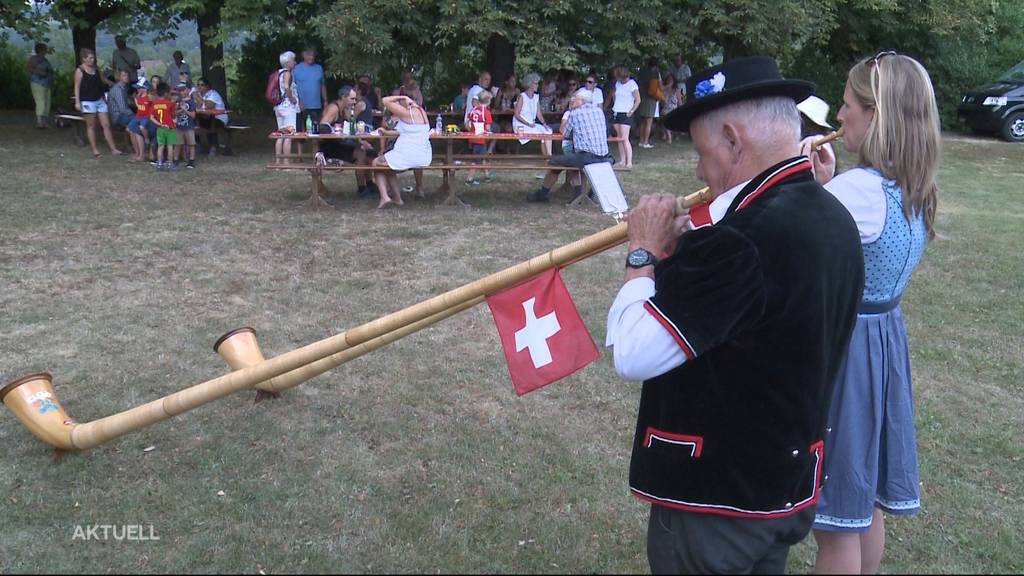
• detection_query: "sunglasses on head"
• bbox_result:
[871,50,897,66]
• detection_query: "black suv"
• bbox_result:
[957,61,1024,142]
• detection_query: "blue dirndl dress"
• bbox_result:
[814,171,929,532]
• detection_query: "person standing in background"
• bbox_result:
[293,46,326,130]
[673,54,692,94]
[165,51,190,90]
[112,36,141,84]
[27,42,54,129]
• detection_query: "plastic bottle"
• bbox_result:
[436,113,442,133]
[305,115,313,134]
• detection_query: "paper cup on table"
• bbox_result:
[473,122,485,135]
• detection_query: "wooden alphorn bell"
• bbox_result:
[2,188,714,453]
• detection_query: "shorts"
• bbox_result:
[113,112,134,128]
[612,112,633,127]
[156,126,178,146]
[275,108,297,131]
[128,117,152,138]
[177,128,196,146]
[561,140,574,155]
[80,99,108,114]
[470,143,487,155]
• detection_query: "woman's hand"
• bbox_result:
[799,136,836,185]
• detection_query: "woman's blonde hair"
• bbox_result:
[848,52,940,238]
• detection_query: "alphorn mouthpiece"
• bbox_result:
[811,126,844,150]
[677,187,712,212]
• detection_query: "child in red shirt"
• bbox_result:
[149,82,178,170]
[464,90,493,185]
[127,85,151,162]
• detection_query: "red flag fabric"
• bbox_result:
[486,268,600,396]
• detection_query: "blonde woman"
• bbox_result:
[802,52,940,575]
[73,48,123,157]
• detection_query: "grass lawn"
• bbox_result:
[0,111,1021,573]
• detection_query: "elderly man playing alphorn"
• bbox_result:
[605,55,865,573]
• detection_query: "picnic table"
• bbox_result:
[268,129,623,209]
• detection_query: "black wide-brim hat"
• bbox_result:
[664,55,815,133]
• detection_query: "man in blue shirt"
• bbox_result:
[292,46,327,129]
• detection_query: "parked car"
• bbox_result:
[957,60,1024,142]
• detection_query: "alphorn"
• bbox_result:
[1,187,712,453]
[810,126,844,150]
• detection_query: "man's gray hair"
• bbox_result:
[700,96,801,149]
[574,89,593,104]
[523,72,541,86]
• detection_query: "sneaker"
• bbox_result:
[186,160,195,169]
[526,190,550,203]
[149,160,159,166]
[464,179,481,186]
[534,173,545,179]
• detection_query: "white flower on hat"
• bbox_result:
[694,72,727,98]
[710,72,726,92]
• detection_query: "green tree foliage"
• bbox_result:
[789,0,1024,127]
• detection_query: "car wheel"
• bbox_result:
[1000,111,1024,142]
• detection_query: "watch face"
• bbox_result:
[628,249,651,267]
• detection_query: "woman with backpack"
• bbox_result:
[272,51,300,162]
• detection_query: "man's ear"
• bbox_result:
[721,121,742,162]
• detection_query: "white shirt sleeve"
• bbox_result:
[606,277,688,381]
[824,168,887,244]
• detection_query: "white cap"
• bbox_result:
[797,95,832,129]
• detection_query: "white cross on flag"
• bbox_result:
[486,268,599,396]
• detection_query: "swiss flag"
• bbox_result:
[486,268,600,396]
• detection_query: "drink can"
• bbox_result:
[357,120,366,133]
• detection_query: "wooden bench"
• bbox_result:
[196,122,250,156]
[265,161,628,210]
[56,113,135,150]
[55,113,86,146]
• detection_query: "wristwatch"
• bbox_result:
[626,247,659,269]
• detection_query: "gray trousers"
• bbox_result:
[647,504,815,574]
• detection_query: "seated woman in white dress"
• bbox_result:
[512,72,553,157]
[371,94,432,209]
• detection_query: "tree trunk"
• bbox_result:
[71,26,96,70]
[196,1,228,103]
[485,34,515,87]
